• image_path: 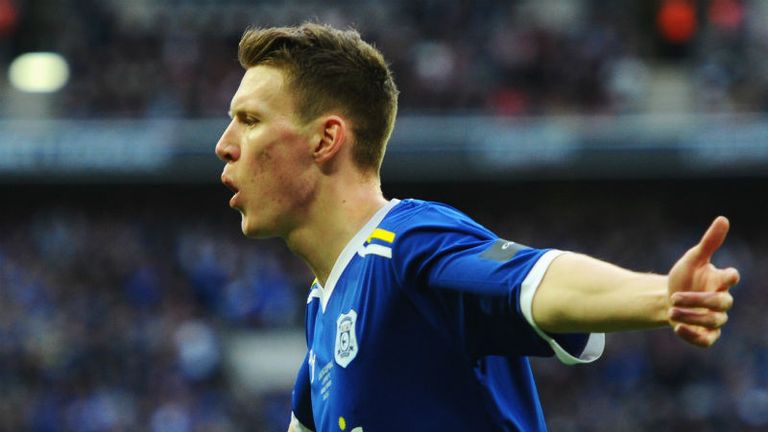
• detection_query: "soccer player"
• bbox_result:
[214,23,739,432]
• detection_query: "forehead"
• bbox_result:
[230,65,295,114]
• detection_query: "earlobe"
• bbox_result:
[313,116,346,164]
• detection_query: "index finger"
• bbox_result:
[671,291,734,311]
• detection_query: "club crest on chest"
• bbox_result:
[335,310,359,368]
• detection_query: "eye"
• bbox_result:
[237,113,259,126]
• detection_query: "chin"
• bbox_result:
[241,215,276,239]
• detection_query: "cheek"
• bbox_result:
[247,136,314,201]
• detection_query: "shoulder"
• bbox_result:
[376,199,497,271]
[381,199,494,238]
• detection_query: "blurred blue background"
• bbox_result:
[1,1,767,431]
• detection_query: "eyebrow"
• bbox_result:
[227,95,246,118]
[227,98,243,117]
[228,101,265,119]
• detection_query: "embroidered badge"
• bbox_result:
[335,310,359,368]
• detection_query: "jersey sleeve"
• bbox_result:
[290,352,315,431]
[390,204,604,364]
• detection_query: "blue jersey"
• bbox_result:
[290,199,604,432]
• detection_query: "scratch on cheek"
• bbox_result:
[257,149,272,162]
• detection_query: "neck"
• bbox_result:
[285,177,388,286]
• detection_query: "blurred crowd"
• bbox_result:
[1,0,768,117]
[0,186,312,431]
[0,182,766,431]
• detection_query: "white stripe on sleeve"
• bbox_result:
[519,250,605,365]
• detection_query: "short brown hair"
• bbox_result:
[238,23,399,174]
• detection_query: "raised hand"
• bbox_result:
[667,216,740,347]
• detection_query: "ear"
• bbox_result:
[312,115,347,164]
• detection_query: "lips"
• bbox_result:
[221,174,240,208]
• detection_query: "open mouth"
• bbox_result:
[221,175,240,207]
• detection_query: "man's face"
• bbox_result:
[215,65,318,238]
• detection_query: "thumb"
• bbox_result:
[689,216,730,265]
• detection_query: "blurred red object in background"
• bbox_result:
[657,0,697,44]
[0,0,18,37]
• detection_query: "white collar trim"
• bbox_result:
[318,199,400,313]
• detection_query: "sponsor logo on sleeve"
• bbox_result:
[479,239,528,262]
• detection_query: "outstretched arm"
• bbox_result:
[532,216,739,347]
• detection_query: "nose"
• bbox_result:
[215,120,240,162]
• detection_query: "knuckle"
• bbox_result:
[709,330,722,345]
[695,334,711,347]
[707,313,727,328]
[723,294,734,311]
[670,292,682,305]
[719,313,729,327]
[667,308,676,321]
